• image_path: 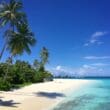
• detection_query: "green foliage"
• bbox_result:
[0,78,11,91]
[33,71,45,82]
[0,59,53,91]
[0,0,27,60]
[44,71,53,79]
[0,0,52,91]
[7,23,36,56]
[11,60,36,84]
[33,70,53,83]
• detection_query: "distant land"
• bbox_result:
[54,76,110,79]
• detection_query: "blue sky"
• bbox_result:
[1,0,110,76]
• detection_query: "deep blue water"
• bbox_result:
[51,79,110,110]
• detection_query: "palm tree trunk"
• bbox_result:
[0,43,6,61]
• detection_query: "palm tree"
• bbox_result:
[0,0,26,28]
[40,47,49,66]
[0,0,27,60]
[7,23,36,57]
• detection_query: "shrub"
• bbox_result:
[10,60,36,84]
[0,78,12,91]
[0,60,53,91]
[33,71,45,82]
[33,70,53,83]
[44,71,53,78]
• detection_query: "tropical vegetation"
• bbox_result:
[0,0,53,91]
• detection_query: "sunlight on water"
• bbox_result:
[51,79,110,110]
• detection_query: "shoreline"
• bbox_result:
[0,79,92,110]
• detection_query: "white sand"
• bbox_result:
[0,79,91,110]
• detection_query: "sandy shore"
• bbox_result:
[0,79,91,110]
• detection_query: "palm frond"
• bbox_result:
[7,24,36,56]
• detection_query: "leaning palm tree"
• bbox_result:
[7,23,36,57]
[0,0,27,60]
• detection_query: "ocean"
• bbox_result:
[51,79,110,110]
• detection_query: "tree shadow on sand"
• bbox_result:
[0,98,20,107]
[35,91,66,99]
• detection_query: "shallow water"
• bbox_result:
[51,79,110,110]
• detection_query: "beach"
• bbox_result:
[0,79,90,110]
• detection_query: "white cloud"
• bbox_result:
[77,64,98,76]
[56,65,62,70]
[84,56,110,60]
[82,64,93,68]
[84,31,108,46]
[48,64,110,77]
[91,63,109,66]
[92,31,107,38]
[48,65,77,77]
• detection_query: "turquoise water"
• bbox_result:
[52,79,110,110]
